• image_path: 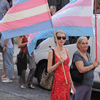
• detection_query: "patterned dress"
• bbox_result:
[51,53,70,100]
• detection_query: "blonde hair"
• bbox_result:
[54,30,66,44]
[55,30,66,37]
[76,36,87,49]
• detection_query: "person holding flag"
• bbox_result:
[72,37,99,100]
[47,30,76,100]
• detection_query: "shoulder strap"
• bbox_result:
[71,54,78,69]
[46,49,55,73]
[51,49,55,65]
[65,48,68,55]
[72,54,75,65]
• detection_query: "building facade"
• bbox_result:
[48,0,69,11]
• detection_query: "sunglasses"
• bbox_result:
[57,36,66,40]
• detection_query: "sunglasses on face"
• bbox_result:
[57,36,66,40]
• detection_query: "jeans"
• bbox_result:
[4,47,14,79]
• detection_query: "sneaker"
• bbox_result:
[1,77,9,80]
[2,77,13,83]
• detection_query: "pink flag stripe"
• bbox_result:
[53,16,92,27]
[0,12,50,31]
[27,32,39,46]
[7,0,48,14]
[56,0,92,15]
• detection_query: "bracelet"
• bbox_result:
[4,45,6,46]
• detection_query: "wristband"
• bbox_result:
[4,45,6,46]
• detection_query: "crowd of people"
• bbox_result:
[0,0,36,89]
[0,0,100,100]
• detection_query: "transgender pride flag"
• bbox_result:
[52,0,94,36]
[0,0,53,39]
[28,0,94,55]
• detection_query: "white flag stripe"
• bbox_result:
[52,6,92,20]
[1,3,49,23]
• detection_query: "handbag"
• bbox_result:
[70,54,83,84]
[16,47,27,76]
[40,49,55,90]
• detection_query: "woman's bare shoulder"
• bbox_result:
[64,47,69,53]
[49,49,54,54]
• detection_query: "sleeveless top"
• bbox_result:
[20,35,28,54]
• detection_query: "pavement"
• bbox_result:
[0,44,34,100]
[0,43,51,100]
[0,43,99,100]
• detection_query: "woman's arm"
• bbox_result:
[69,72,76,94]
[47,50,64,73]
[47,50,60,73]
[18,36,27,48]
[75,60,99,73]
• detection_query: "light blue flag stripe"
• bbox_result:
[13,0,29,6]
[28,26,94,55]
[2,20,53,39]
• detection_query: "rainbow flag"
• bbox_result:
[28,0,93,55]
[0,0,53,39]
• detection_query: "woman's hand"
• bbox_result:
[95,59,99,64]
[71,84,76,95]
[58,58,65,64]
[93,59,99,68]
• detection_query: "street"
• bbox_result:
[0,63,51,100]
[0,44,99,100]
[0,43,51,100]
[0,0,100,99]
[0,62,100,100]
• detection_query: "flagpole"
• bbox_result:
[53,27,68,84]
[95,0,98,60]
[46,1,67,84]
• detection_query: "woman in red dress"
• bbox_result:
[47,30,76,100]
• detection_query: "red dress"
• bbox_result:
[51,53,70,100]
